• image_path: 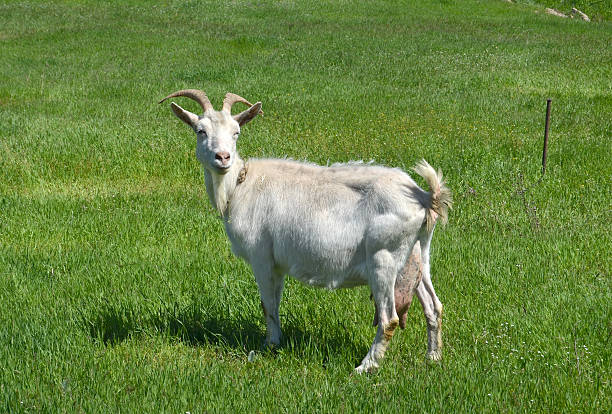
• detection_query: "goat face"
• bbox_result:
[160,90,262,175]
[193,111,240,174]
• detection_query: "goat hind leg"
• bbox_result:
[373,241,423,329]
[416,282,442,360]
[416,237,443,360]
[356,250,399,374]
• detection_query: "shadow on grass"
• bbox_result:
[85,301,263,351]
[84,300,368,361]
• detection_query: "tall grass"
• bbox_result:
[1,0,610,411]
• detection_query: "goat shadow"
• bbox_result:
[84,300,369,362]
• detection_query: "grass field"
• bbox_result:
[525,0,612,21]
[1,0,610,411]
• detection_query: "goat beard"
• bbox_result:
[205,168,234,216]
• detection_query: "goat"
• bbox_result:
[159,89,452,373]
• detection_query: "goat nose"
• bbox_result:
[215,151,231,165]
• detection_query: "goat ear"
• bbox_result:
[233,102,262,126]
[170,102,199,127]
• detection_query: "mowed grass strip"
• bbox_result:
[0,0,610,411]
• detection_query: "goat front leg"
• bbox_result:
[356,250,399,374]
[251,259,285,348]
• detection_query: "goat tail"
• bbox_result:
[413,159,452,232]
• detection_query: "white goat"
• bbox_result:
[160,89,452,373]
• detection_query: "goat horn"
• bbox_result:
[159,89,214,113]
[222,92,263,115]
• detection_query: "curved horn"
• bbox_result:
[222,92,263,115]
[159,89,214,113]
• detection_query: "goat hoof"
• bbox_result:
[261,341,280,354]
[426,350,442,361]
[354,362,379,375]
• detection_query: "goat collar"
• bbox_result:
[237,162,248,185]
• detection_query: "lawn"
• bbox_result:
[0,0,610,412]
[525,0,612,21]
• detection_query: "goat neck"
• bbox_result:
[204,155,246,216]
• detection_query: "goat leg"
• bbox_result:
[373,243,423,329]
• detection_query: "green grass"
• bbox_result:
[1,0,610,411]
[521,0,612,21]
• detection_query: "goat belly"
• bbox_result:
[277,208,371,282]
[287,264,368,289]
[271,224,370,289]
